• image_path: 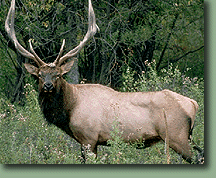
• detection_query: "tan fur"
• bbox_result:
[60,80,198,162]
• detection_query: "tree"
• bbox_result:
[89,0,204,87]
[0,0,204,103]
[1,0,85,102]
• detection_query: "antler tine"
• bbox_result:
[5,0,45,67]
[53,39,65,65]
[56,0,99,67]
[29,39,46,66]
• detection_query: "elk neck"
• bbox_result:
[38,78,75,137]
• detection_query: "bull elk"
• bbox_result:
[6,0,203,164]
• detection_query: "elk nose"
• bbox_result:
[44,82,53,92]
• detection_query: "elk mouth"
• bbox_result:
[44,90,53,93]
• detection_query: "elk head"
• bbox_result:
[5,0,99,93]
[24,60,75,93]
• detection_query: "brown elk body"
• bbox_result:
[6,0,202,164]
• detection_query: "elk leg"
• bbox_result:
[169,141,193,164]
[193,145,204,164]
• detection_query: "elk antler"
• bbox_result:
[5,0,98,67]
[5,0,45,66]
[55,39,65,63]
[53,0,99,67]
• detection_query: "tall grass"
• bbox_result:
[0,62,204,164]
[0,81,80,164]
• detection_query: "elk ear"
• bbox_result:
[60,60,74,75]
[24,63,39,76]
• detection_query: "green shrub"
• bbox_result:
[105,120,138,164]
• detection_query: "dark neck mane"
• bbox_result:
[39,85,73,137]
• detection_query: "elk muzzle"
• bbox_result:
[43,74,55,92]
[43,81,54,92]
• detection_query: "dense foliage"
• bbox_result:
[0,0,204,102]
[0,0,204,164]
